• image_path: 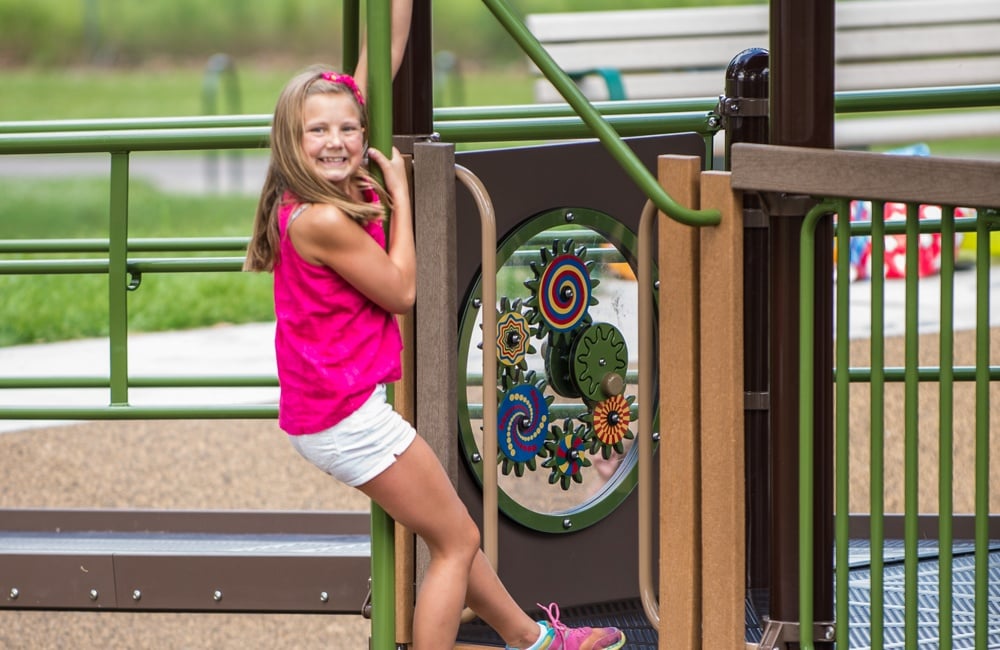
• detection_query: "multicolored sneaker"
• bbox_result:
[537,602,627,650]
[506,620,555,649]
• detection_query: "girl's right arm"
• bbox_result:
[369,146,416,310]
[287,147,415,315]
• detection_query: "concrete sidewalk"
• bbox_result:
[0,151,269,195]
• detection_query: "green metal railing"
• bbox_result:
[799,198,999,649]
[2,5,998,641]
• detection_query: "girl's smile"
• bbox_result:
[301,92,366,191]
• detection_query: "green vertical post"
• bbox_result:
[974,211,991,650]
[367,0,393,145]
[366,2,395,649]
[108,152,130,406]
[938,206,955,650]
[869,203,886,650]
[903,203,919,648]
[834,199,851,648]
[798,202,833,650]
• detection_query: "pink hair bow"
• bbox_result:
[320,71,365,106]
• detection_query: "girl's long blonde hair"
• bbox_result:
[243,65,390,272]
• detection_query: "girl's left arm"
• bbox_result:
[354,0,414,96]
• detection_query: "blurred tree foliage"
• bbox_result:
[0,0,763,68]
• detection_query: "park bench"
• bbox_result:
[525,0,1000,147]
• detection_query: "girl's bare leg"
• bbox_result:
[357,435,541,649]
[465,549,545,647]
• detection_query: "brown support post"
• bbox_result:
[658,155,703,650]
[412,140,458,643]
[394,4,436,642]
[392,0,433,137]
[723,47,771,620]
[698,171,745,649]
[768,0,835,646]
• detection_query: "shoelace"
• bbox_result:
[538,602,570,639]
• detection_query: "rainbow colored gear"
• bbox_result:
[542,419,592,490]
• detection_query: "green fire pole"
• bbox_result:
[365,2,396,649]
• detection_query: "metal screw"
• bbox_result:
[132,589,142,601]
[213,590,223,602]
[89,589,99,601]
[320,591,329,603]
[473,298,482,308]
[707,115,721,129]
[562,518,573,530]
[653,280,660,291]
[471,452,482,463]
[823,626,835,641]
[8,587,18,600]
[564,211,575,222]
[652,431,661,443]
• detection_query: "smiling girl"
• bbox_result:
[243,16,624,650]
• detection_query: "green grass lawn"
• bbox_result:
[0,176,274,346]
[0,65,534,122]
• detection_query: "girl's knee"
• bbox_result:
[460,517,481,555]
[430,514,480,563]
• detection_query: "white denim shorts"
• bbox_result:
[288,385,417,487]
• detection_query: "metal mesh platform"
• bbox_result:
[840,539,1000,649]
[746,539,1000,649]
[457,541,1000,648]
[457,598,658,649]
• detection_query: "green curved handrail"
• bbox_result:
[480,0,720,227]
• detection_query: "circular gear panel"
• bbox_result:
[457,206,659,533]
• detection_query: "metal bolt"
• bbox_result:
[89,589,99,601]
[564,211,575,222]
[320,591,329,603]
[213,590,223,602]
[8,587,18,600]
[562,518,573,530]
[652,431,661,443]
[132,589,142,601]
[473,298,482,308]
[653,280,660,291]
[471,452,482,463]
[823,626,835,641]
[598,358,607,366]
[707,115,721,129]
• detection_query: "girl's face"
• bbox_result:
[301,92,365,191]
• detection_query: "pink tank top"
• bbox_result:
[273,194,403,435]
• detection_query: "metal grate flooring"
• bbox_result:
[837,539,1000,649]
[459,541,1000,648]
